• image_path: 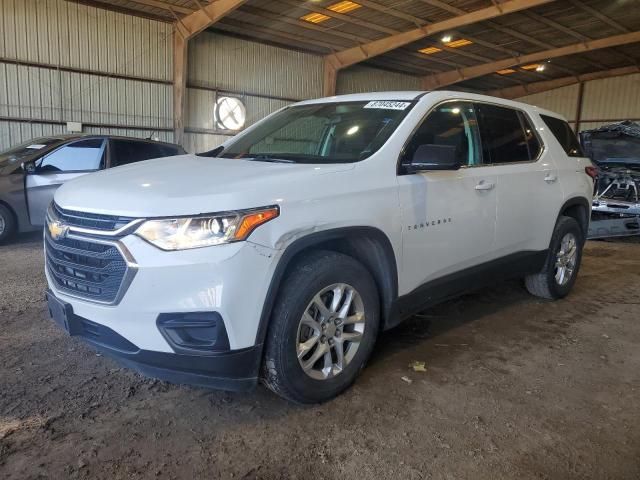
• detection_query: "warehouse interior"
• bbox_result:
[2,0,640,478]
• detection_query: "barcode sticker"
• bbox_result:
[364,101,411,110]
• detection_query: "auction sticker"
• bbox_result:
[364,101,411,110]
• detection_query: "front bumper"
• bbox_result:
[46,289,262,391]
[46,233,278,352]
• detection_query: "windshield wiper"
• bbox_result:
[245,154,295,163]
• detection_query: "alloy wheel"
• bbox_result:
[296,283,365,380]
[555,232,578,286]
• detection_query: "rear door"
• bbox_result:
[475,103,563,255]
[25,138,106,225]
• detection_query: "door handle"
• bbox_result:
[544,173,558,183]
[475,181,495,191]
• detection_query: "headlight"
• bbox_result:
[135,206,279,250]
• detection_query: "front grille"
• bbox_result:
[53,203,136,232]
[45,232,129,304]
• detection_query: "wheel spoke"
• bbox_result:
[323,349,333,377]
[302,343,327,371]
[330,285,344,313]
[341,331,363,343]
[297,335,319,359]
[312,294,332,319]
[334,342,345,371]
[343,312,364,325]
[301,312,321,332]
[337,288,354,318]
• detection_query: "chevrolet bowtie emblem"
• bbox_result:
[48,220,69,241]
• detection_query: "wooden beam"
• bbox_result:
[487,65,640,99]
[125,0,194,15]
[172,0,248,145]
[324,0,554,70]
[321,0,555,95]
[422,31,640,90]
[179,0,247,40]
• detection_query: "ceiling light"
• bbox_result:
[496,68,516,75]
[521,63,543,70]
[445,38,473,48]
[327,1,361,13]
[535,64,546,72]
[441,35,452,43]
[418,46,442,55]
[451,108,460,114]
[346,125,359,135]
[300,12,330,23]
[301,1,361,23]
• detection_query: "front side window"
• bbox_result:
[476,104,531,164]
[402,101,482,167]
[0,137,63,175]
[540,114,583,157]
[38,138,105,172]
[215,101,414,164]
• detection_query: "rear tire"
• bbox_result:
[262,250,380,404]
[0,204,16,245]
[525,216,583,300]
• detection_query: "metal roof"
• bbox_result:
[73,0,640,93]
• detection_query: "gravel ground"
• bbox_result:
[1,232,640,479]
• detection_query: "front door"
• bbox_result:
[26,138,106,225]
[397,101,497,296]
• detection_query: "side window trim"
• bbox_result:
[471,101,545,168]
[36,138,107,173]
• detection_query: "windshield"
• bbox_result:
[211,100,414,164]
[588,137,640,164]
[0,138,63,174]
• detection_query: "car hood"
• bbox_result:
[54,154,355,217]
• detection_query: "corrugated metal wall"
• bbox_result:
[184,33,425,153]
[337,65,422,94]
[516,74,640,132]
[184,31,323,153]
[0,0,173,150]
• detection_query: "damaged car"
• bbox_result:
[580,121,640,239]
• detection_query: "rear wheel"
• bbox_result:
[525,216,583,300]
[262,250,379,404]
[0,204,16,245]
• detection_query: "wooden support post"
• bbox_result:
[574,81,585,133]
[173,31,188,146]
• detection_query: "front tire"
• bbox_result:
[262,250,380,404]
[525,216,584,300]
[0,204,16,245]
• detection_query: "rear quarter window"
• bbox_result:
[540,114,584,157]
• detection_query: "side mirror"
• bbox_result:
[406,144,461,173]
[22,161,36,174]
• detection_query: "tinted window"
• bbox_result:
[519,111,543,160]
[541,114,583,157]
[38,138,105,172]
[111,140,170,166]
[403,102,482,167]
[477,104,530,164]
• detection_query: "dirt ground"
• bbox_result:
[1,232,639,479]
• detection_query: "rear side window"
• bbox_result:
[540,114,584,157]
[476,104,532,164]
[111,140,170,167]
[38,138,105,172]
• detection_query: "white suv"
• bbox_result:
[45,91,594,403]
